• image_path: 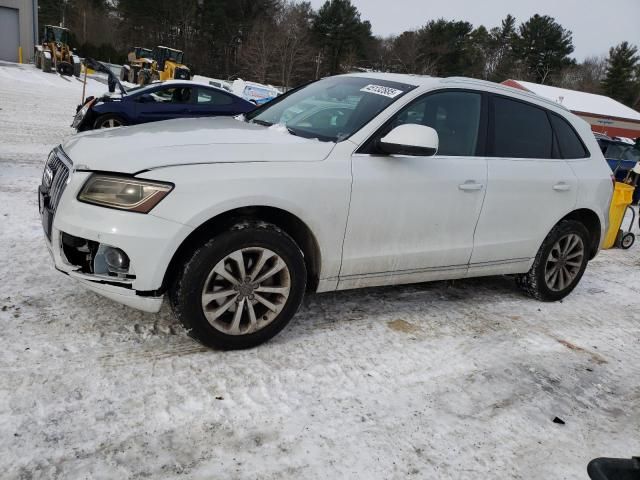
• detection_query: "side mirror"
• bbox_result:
[137,94,154,103]
[379,124,439,157]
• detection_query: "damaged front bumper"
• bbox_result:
[44,232,163,313]
[39,151,193,313]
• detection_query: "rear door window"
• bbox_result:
[491,96,553,159]
[549,114,588,159]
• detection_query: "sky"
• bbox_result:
[307,0,640,61]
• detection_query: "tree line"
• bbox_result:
[38,0,640,109]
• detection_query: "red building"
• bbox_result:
[502,79,640,140]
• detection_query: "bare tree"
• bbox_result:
[239,19,278,83]
[274,1,314,89]
[389,31,420,73]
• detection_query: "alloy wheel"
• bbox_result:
[544,233,585,292]
[200,247,291,335]
[102,119,122,128]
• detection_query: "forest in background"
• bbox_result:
[37,0,640,109]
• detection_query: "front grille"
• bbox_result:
[40,147,72,240]
[46,150,71,211]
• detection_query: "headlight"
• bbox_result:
[78,175,173,213]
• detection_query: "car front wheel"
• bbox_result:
[170,222,307,350]
[93,114,127,129]
[516,219,590,301]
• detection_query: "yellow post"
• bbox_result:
[18,47,23,64]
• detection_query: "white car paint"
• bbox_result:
[42,73,613,312]
[66,117,335,172]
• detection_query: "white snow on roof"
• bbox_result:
[511,80,640,121]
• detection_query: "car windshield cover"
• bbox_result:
[245,76,416,142]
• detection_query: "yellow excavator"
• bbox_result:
[34,25,81,77]
[136,46,191,85]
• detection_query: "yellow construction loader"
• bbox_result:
[136,46,191,85]
[120,46,154,84]
[34,25,81,77]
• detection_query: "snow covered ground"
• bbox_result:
[1,62,639,479]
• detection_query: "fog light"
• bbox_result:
[104,247,130,271]
[93,244,131,276]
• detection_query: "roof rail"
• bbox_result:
[443,76,570,111]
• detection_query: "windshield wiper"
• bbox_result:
[250,119,273,127]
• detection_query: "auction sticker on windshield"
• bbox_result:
[360,84,404,98]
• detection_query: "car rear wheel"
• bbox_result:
[516,220,590,301]
[170,222,307,350]
[93,114,127,129]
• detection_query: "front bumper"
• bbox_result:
[42,167,193,313]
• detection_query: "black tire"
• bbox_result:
[169,222,307,350]
[42,55,52,73]
[93,114,127,129]
[516,220,590,302]
[137,69,151,85]
[621,232,635,249]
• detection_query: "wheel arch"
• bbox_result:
[161,206,322,294]
[93,111,129,128]
[559,208,602,259]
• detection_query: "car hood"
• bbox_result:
[62,117,336,174]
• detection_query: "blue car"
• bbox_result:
[73,80,256,131]
[596,136,640,203]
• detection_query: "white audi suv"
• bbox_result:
[39,73,613,349]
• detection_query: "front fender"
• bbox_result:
[135,160,352,284]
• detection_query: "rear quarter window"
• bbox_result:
[550,114,589,159]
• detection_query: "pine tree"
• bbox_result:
[488,14,517,82]
[415,19,474,77]
[515,14,574,84]
[312,0,373,75]
[602,42,639,107]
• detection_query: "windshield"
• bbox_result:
[46,27,69,44]
[127,83,168,96]
[245,76,416,142]
[605,143,640,161]
[167,50,183,64]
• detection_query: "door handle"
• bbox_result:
[553,182,571,192]
[458,181,484,191]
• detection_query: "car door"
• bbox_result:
[469,95,578,273]
[191,88,241,117]
[339,90,489,288]
[134,86,194,123]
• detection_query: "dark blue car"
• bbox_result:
[73,80,256,131]
[596,136,640,203]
